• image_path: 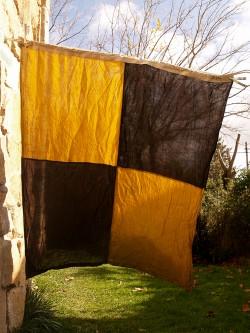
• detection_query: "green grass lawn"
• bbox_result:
[33,264,250,333]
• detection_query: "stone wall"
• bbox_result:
[0,1,49,332]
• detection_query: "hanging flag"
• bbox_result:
[20,42,232,289]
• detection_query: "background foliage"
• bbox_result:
[194,143,250,263]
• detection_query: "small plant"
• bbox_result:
[14,281,62,333]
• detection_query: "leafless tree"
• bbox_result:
[49,0,93,46]
[49,0,250,123]
[84,0,249,71]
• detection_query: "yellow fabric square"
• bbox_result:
[21,47,124,165]
[109,167,204,289]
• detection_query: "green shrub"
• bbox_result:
[224,169,250,257]
[194,158,250,262]
[193,153,228,262]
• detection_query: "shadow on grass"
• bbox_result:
[70,265,125,279]
[58,295,250,333]
[39,265,250,333]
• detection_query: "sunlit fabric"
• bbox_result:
[109,168,204,288]
[20,42,232,289]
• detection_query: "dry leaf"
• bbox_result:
[242,304,250,312]
[133,287,147,292]
[65,276,74,281]
[206,311,218,317]
[138,329,146,332]
[193,279,198,286]
[239,283,244,288]
[226,275,234,279]
[245,289,250,292]
[210,291,216,295]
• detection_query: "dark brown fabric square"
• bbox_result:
[118,64,232,188]
[22,159,116,276]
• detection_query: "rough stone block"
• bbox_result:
[12,238,26,287]
[0,238,12,288]
[0,207,9,237]
[7,286,26,331]
[0,149,6,185]
[9,206,23,236]
[0,289,7,333]
[0,185,7,206]
[0,238,25,288]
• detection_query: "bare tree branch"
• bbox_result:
[49,0,250,132]
[217,134,240,188]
